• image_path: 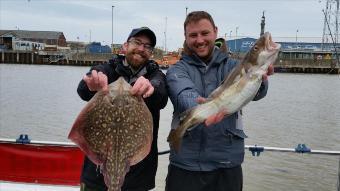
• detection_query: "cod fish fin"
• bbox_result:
[208,63,243,99]
[179,108,193,122]
[167,129,181,153]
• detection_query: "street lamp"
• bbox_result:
[296,29,299,49]
[186,7,188,16]
[112,5,114,51]
[235,27,239,50]
[229,30,232,51]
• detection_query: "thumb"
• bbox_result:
[196,97,207,104]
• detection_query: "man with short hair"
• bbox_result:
[77,27,168,191]
[165,11,273,191]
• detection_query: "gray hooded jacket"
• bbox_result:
[166,48,268,171]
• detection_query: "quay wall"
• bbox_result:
[1,51,339,74]
[274,58,339,74]
[0,51,112,66]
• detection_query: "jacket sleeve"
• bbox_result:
[166,63,201,114]
[144,70,168,110]
[77,64,109,102]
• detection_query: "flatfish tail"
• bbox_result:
[68,77,153,191]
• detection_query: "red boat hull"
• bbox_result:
[0,141,84,186]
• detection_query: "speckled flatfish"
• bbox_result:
[68,77,153,191]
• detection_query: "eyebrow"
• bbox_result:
[131,38,152,45]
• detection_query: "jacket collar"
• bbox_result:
[110,54,159,84]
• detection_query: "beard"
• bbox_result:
[125,50,149,70]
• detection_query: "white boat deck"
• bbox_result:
[0,181,79,191]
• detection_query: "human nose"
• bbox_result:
[136,44,146,51]
[196,34,205,44]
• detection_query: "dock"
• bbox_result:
[0,50,112,66]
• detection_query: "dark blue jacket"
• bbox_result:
[166,48,268,171]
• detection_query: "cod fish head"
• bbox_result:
[243,32,281,71]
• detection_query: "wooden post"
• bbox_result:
[16,52,19,63]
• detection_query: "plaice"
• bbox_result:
[68,77,153,191]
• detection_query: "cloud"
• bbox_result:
[1,0,326,50]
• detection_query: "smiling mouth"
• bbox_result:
[196,45,206,51]
[133,53,144,59]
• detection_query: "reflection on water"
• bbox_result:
[0,64,339,190]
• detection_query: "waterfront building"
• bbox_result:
[0,30,67,51]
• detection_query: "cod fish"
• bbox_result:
[168,32,281,152]
[68,77,153,191]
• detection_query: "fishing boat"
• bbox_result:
[0,135,82,191]
[1,134,340,190]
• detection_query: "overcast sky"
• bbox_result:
[0,0,328,51]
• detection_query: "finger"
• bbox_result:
[83,74,91,84]
[98,72,108,91]
[143,85,154,98]
[215,112,225,123]
[91,70,100,87]
[205,114,218,127]
[131,80,143,95]
[139,83,149,95]
[83,74,96,91]
[196,97,206,104]
[267,64,274,76]
[262,74,268,81]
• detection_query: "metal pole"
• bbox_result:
[164,16,167,53]
[338,157,340,191]
[296,29,298,43]
[112,5,114,50]
[186,7,188,16]
[235,27,238,51]
[336,0,339,45]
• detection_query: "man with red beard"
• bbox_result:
[77,27,168,191]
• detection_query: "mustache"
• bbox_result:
[131,50,148,59]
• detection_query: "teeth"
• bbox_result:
[197,45,205,49]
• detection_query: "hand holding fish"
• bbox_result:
[196,97,228,126]
[198,64,274,127]
[130,76,154,98]
[83,70,108,92]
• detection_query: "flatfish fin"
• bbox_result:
[68,77,153,191]
[68,90,108,165]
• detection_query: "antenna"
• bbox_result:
[322,0,339,50]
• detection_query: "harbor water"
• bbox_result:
[0,64,339,191]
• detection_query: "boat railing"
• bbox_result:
[1,135,340,156]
